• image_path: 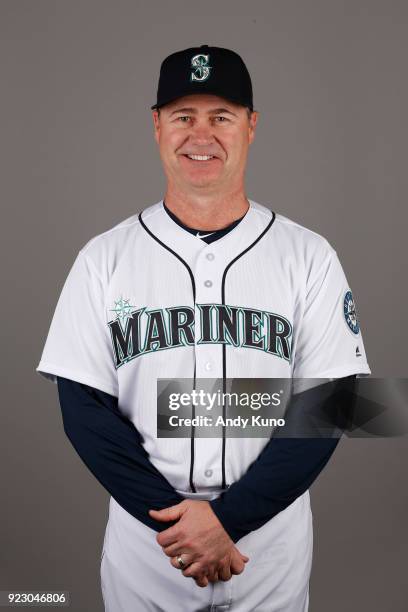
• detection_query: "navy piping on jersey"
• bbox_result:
[56,374,352,542]
[138,206,276,492]
[220,212,276,488]
[138,211,197,302]
[163,200,247,490]
[138,210,198,492]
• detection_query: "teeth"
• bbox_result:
[187,154,214,161]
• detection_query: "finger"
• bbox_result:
[162,543,197,558]
[170,555,191,570]
[235,547,249,562]
[182,561,208,579]
[149,503,185,523]
[162,543,181,557]
[155,525,180,547]
[230,556,246,575]
[218,562,232,582]
[194,575,209,588]
[207,570,219,583]
[162,536,200,557]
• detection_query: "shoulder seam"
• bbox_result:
[79,216,142,256]
[79,249,105,288]
[251,206,273,219]
[141,204,164,221]
[79,202,164,254]
[274,215,334,249]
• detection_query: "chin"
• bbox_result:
[184,169,222,184]
[187,177,220,189]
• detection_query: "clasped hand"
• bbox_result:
[149,500,249,587]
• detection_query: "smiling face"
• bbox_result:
[152,94,258,196]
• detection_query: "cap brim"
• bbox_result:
[150,90,252,111]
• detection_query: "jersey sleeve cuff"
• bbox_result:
[36,362,119,398]
[295,363,371,379]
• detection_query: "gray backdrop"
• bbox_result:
[1,1,407,610]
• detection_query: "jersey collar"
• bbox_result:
[139,199,274,271]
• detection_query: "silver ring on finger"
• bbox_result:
[177,554,187,569]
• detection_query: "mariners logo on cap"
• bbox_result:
[343,290,360,334]
[190,54,211,82]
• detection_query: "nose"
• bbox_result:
[189,120,215,145]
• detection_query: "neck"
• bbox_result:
[162,186,249,231]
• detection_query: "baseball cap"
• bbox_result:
[151,45,254,112]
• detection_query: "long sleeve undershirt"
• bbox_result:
[56,204,355,541]
[56,376,354,542]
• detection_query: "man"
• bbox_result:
[36,45,371,610]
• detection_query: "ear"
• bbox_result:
[248,111,258,145]
[152,110,160,144]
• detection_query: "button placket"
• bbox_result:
[194,248,224,379]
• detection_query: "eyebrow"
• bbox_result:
[169,107,238,117]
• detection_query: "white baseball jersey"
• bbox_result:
[36,198,370,610]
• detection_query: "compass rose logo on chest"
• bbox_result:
[110,296,135,325]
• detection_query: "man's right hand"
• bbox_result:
[171,545,249,587]
[206,545,249,584]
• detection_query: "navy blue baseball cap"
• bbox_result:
[151,45,254,112]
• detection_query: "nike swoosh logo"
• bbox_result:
[197,231,215,238]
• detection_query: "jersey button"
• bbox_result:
[206,252,215,261]
[204,280,212,287]
[204,469,213,477]
[205,362,212,371]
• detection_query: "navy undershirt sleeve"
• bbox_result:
[210,438,340,543]
[56,376,184,533]
[209,376,357,542]
[57,375,355,541]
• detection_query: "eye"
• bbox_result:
[176,116,191,123]
[214,116,229,122]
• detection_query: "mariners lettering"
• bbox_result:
[108,303,292,368]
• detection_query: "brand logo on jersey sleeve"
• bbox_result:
[343,290,360,335]
[107,299,293,369]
